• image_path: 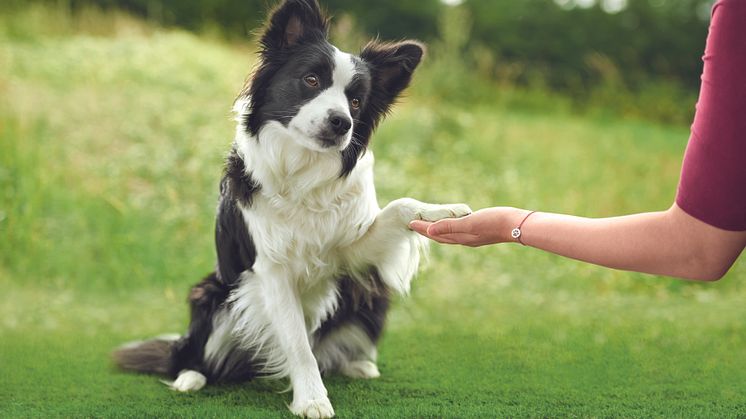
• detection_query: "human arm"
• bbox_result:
[410,1,746,282]
[409,204,746,281]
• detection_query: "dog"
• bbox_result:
[113,0,471,417]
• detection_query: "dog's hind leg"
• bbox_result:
[164,369,207,392]
[313,274,389,379]
[167,272,231,389]
[315,324,382,379]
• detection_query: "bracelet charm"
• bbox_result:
[512,211,537,245]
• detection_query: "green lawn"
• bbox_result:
[2,8,745,418]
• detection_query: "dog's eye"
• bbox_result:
[351,98,360,110]
[304,74,319,87]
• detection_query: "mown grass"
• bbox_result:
[2,7,745,418]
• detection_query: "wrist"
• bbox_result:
[504,208,535,244]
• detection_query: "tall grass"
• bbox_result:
[0,8,250,292]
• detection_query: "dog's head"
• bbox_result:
[241,0,425,175]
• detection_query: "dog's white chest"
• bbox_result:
[240,157,377,285]
[247,203,360,276]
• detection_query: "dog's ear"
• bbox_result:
[360,41,425,110]
[260,0,329,50]
[339,41,425,177]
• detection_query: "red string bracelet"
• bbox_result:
[511,211,536,246]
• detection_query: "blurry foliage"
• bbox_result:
[465,0,712,92]
[457,0,712,125]
[0,0,715,125]
[324,0,442,42]
[0,0,445,40]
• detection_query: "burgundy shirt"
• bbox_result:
[676,0,746,231]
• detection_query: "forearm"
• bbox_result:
[515,209,687,277]
[512,205,745,280]
[411,203,745,280]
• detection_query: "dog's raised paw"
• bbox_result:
[163,370,207,392]
[341,360,381,379]
[290,397,335,418]
[417,203,472,222]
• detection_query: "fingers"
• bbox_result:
[410,218,477,245]
[427,218,464,236]
[409,220,431,235]
[409,220,449,243]
[409,219,461,237]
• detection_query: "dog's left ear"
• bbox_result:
[260,0,329,51]
[361,41,426,111]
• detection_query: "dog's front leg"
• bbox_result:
[260,267,334,418]
[347,198,472,294]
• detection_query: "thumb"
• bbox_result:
[408,220,431,234]
[427,218,465,236]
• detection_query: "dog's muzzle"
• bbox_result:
[318,111,352,148]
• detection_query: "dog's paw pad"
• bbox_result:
[341,360,380,379]
[418,203,472,222]
[164,370,206,392]
[290,397,335,418]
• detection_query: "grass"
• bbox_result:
[2,7,746,418]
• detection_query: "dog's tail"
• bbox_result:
[112,334,180,375]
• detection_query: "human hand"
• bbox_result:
[409,207,528,247]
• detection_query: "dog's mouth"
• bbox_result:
[313,128,351,151]
[289,124,351,152]
[317,133,348,149]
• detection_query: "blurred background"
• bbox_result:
[1,0,716,124]
[2,0,745,417]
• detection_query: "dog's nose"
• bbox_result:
[328,111,352,136]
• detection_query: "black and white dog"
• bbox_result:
[114,0,470,417]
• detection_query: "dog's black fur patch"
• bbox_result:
[224,150,260,209]
[244,0,332,136]
[316,270,390,346]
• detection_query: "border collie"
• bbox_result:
[114,0,470,417]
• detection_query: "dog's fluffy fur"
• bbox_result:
[113,1,470,417]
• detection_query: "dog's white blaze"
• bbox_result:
[331,48,357,94]
[289,48,357,151]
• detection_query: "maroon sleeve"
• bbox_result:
[675,0,746,231]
